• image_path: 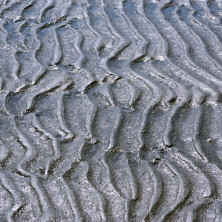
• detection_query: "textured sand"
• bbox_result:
[0,0,222,221]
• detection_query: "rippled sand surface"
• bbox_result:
[0,0,222,221]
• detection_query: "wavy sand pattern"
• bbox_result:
[0,0,222,221]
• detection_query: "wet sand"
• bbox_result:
[0,0,222,221]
